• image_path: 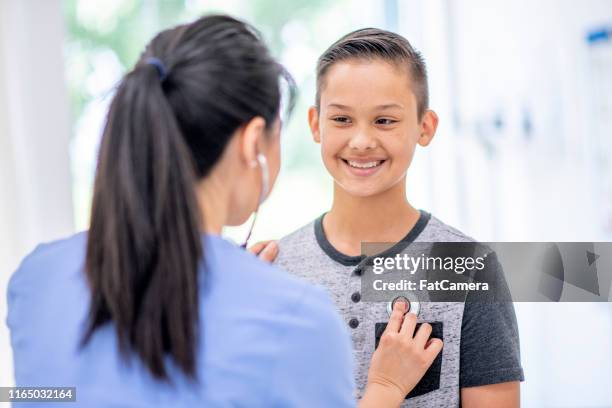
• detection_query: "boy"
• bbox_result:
[273,29,523,407]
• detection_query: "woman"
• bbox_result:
[7,14,441,407]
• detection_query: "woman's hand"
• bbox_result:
[360,301,443,408]
[248,240,279,263]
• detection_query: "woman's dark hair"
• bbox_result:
[82,14,295,382]
[316,28,428,119]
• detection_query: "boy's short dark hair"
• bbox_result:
[316,28,429,119]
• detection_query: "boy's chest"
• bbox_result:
[277,252,465,407]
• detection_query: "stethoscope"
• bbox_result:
[240,153,269,249]
[353,257,421,318]
[386,293,420,318]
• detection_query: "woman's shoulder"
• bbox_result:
[18,231,88,263]
[9,232,88,292]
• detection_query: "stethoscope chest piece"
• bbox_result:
[386,293,420,318]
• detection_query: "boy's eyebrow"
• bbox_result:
[376,103,404,110]
[326,103,404,110]
[327,103,354,111]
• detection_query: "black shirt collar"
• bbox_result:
[314,210,431,266]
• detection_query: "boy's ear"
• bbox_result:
[308,106,321,144]
[418,110,439,147]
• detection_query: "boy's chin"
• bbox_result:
[334,180,393,198]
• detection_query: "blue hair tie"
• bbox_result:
[145,57,167,82]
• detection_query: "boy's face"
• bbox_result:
[309,59,438,198]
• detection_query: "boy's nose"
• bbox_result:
[348,130,377,150]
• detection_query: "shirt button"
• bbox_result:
[353,267,363,276]
[351,292,361,303]
[348,318,359,329]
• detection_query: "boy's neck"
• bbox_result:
[323,180,421,256]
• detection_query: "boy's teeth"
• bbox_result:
[347,160,381,169]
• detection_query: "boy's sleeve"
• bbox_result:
[459,252,525,388]
[265,285,356,407]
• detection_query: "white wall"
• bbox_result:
[401,1,612,406]
[0,0,74,389]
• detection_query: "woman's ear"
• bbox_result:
[418,110,439,147]
[308,106,321,144]
[239,116,266,165]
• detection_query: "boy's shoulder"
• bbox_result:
[277,218,317,250]
[416,213,477,243]
[275,218,325,272]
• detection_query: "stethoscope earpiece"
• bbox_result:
[241,153,270,249]
[255,153,269,205]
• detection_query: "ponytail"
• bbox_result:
[82,60,202,381]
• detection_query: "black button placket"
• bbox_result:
[347,260,367,348]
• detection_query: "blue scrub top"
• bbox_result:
[7,233,355,407]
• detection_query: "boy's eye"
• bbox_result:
[375,118,398,125]
[331,116,351,124]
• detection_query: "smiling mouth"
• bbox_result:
[342,159,386,169]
